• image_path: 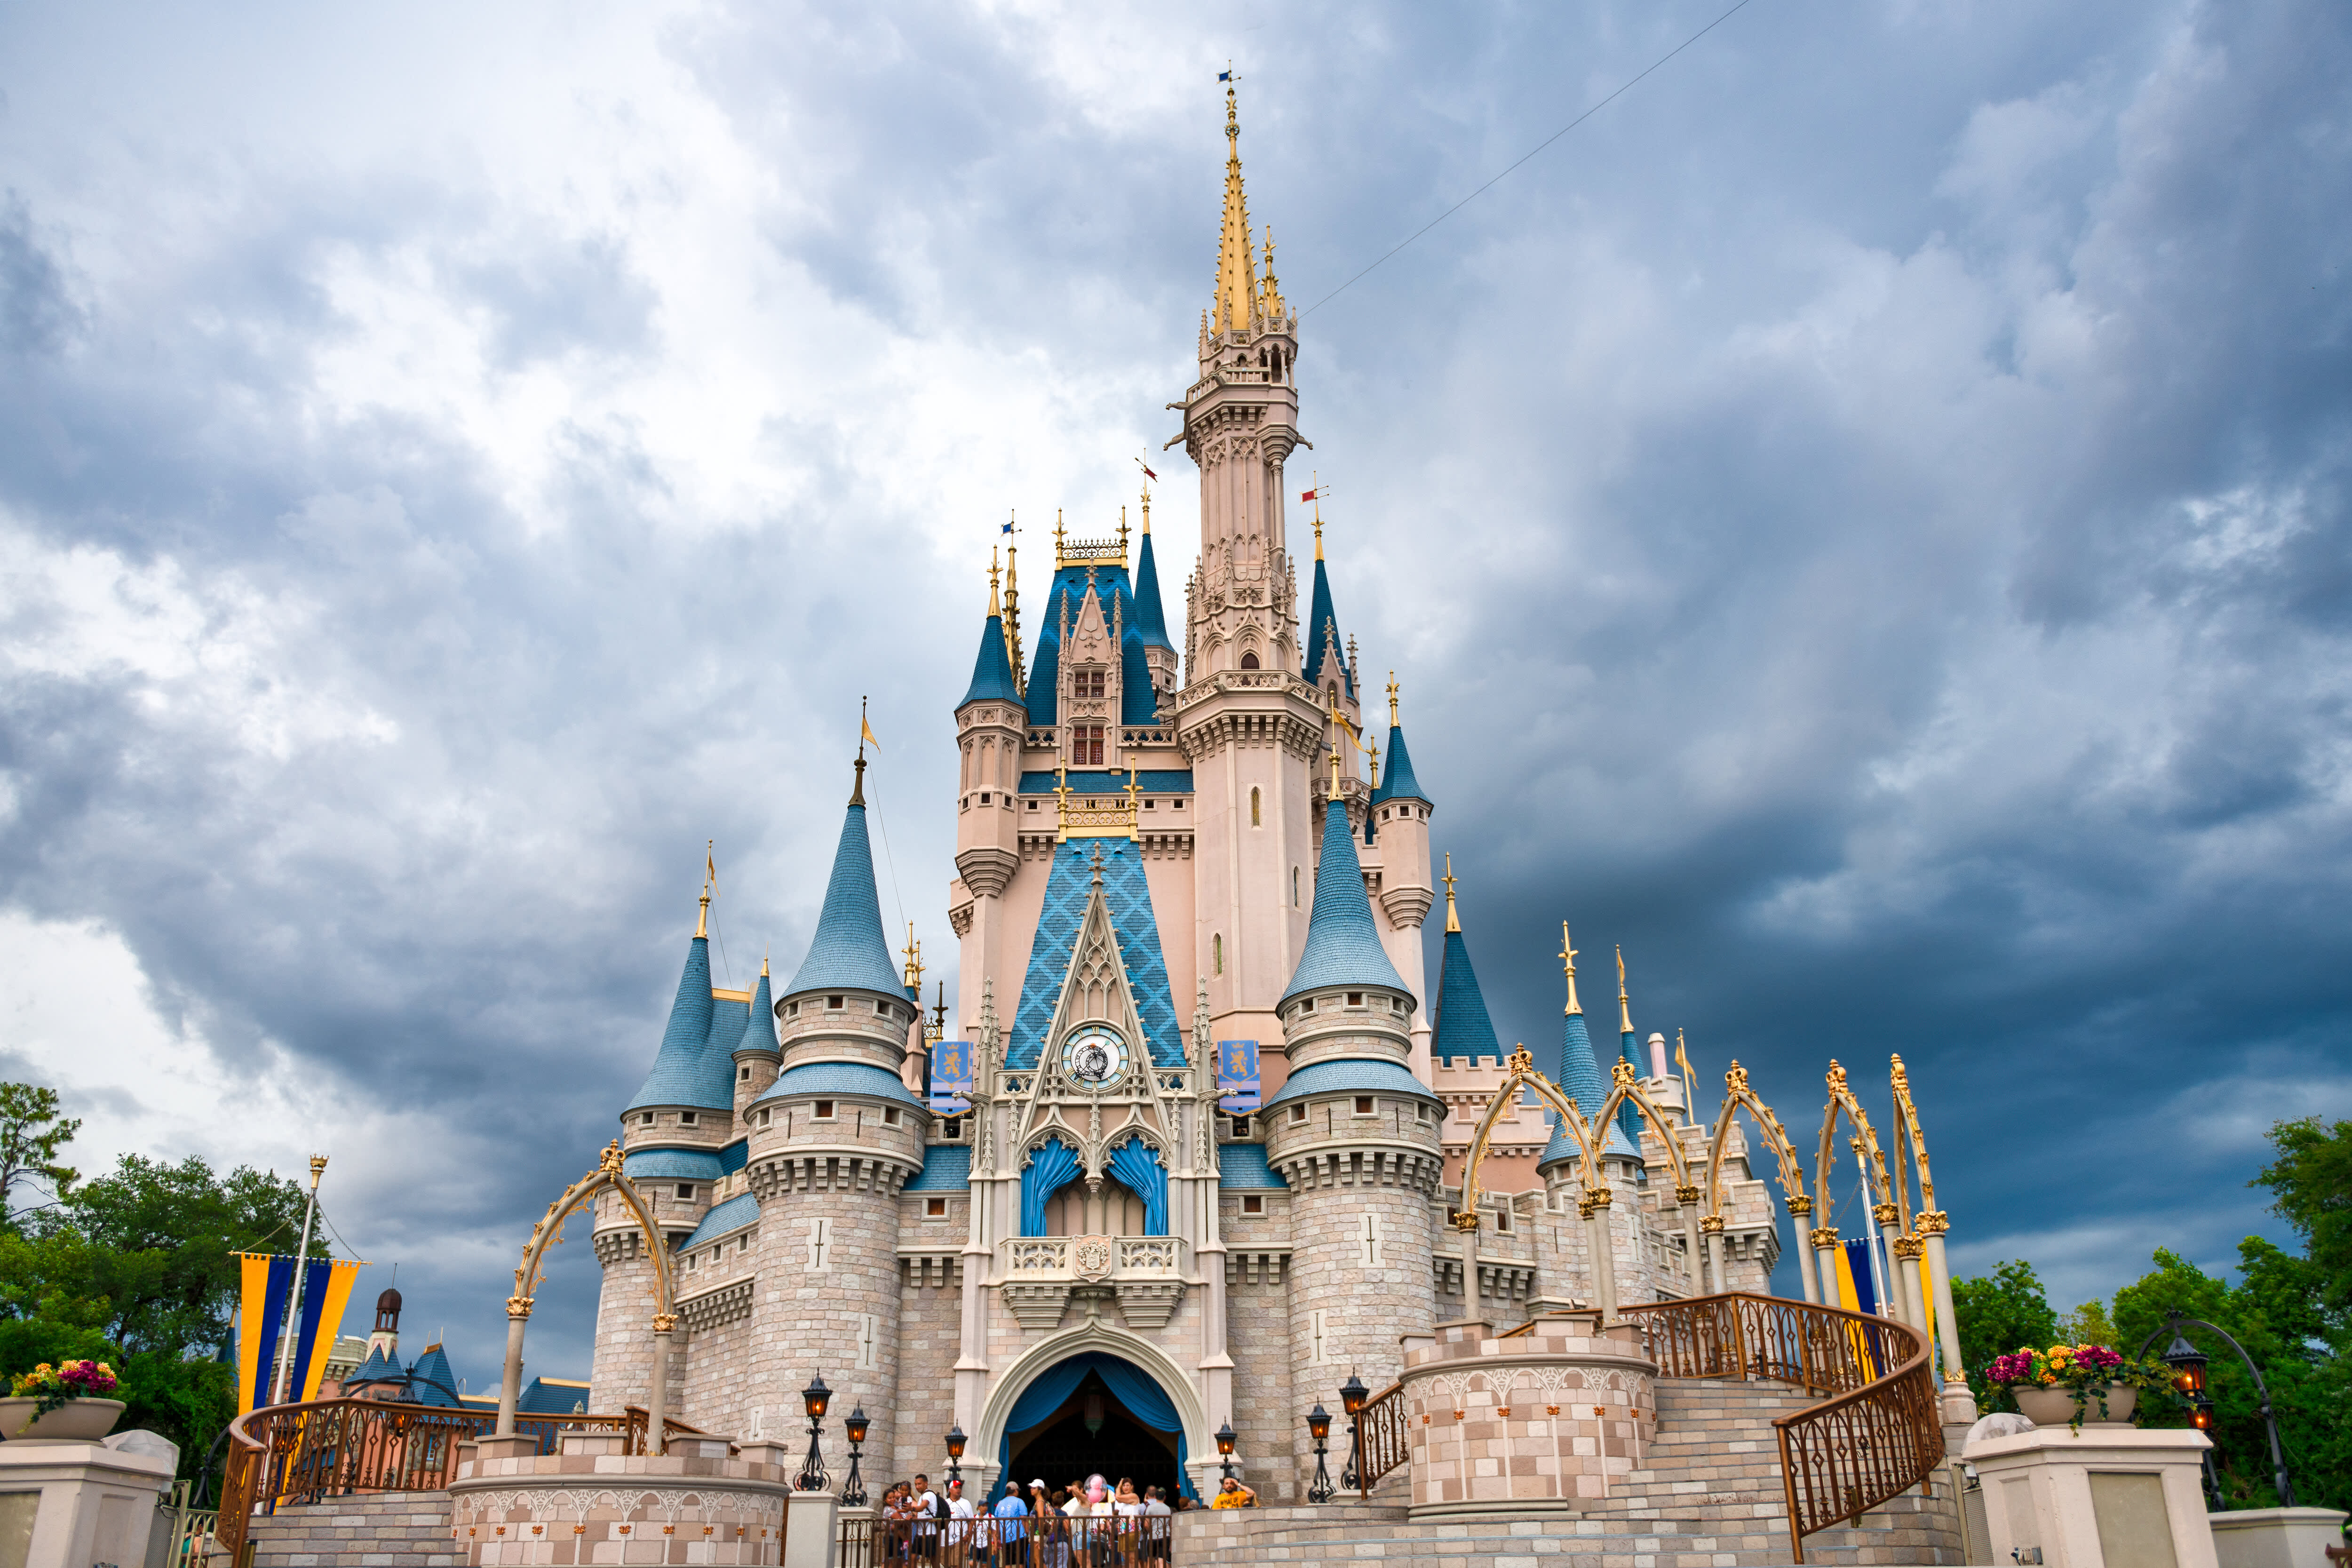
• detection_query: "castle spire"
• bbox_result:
[783,760,905,1001]
[1281,772,1410,1005]
[1560,922,1581,1016]
[1441,852,1459,933]
[1132,488,1172,651]
[1616,945,1633,1035]
[1430,865,1499,1066]
[959,559,1024,708]
[623,886,732,1115]
[1213,81,1261,335]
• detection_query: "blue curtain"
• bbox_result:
[1019,1138,1082,1238]
[998,1352,1195,1501]
[1104,1135,1169,1236]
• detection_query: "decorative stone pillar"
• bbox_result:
[1919,1210,1978,1423]
[1786,1195,1821,1304]
[1963,1425,2218,1568]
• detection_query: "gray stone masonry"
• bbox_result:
[246,1494,460,1568]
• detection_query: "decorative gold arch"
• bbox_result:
[1811,1060,1909,1341]
[1693,1061,1814,1300]
[1593,1058,1693,1190]
[495,1140,677,1447]
[1454,1047,1602,1225]
[1887,1055,1972,1412]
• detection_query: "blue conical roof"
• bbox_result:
[1281,800,1409,1005]
[785,783,906,1001]
[960,612,1023,707]
[735,971,776,1056]
[1371,724,1427,804]
[1430,928,1498,1063]
[1133,530,1172,649]
[1021,567,1160,726]
[626,933,735,1112]
[1303,557,1354,698]
[1540,1008,1637,1170]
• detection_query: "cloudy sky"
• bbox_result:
[2,0,2346,1386]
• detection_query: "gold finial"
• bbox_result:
[760,946,770,978]
[1387,672,1399,728]
[1215,75,1259,336]
[1310,472,1325,560]
[1140,487,1152,534]
[696,840,714,939]
[1119,505,1130,554]
[988,547,1001,616]
[1890,1052,1909,1092]
[850,754,867,807]
[1616,945,1633,1035]
[1442,853,1460,933]
[1054,508,1066,559]
[1327,743,1343,801]
[1559,921,1580,1015]
[903,923,922,991]
[1003,514,1024,682]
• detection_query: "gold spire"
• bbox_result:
[1616,945,1633,1035]
[1140,487,1152,533]
[1119,505,1130,555]
[1003,513,1024,683]
[850,754,867,807]
[903,923,922,991]
[1213,80,1260,335]
[1327,743,1343,801]
[696,841,713,939]
[1387,671,1399,728]
[988,547,1001,616]
[760,946,770,978]
[1054,508,1066,559]
[1310,472,1325,559]
[1559,922,1581,1015]
[1442,853,1460,933]
[1261,229,1285,318]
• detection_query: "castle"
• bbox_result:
[585,88,1788,1504]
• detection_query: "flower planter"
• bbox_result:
[2010,1386,2136,1426]
[0,1396,126,1444]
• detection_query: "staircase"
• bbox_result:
[244,1494,459,1567]
[1178,1380,1961,1567]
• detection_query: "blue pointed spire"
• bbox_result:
[736,968,777,1056]
[1281,795,1409,1005]
[960,610,1023,708]
[784,763,908,1001]
[1303,555,1352,697]
[1371,723,1426,804]
[626,928,734,1113]
[1430,928,1498,1063]
[1133,525,1172,649]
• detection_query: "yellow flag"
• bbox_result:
[861,715,881,751]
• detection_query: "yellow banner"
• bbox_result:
[297,1260,365,1403]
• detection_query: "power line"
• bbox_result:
[1302,0,1763,317]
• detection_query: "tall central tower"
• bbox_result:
[1176,86,1333,1059]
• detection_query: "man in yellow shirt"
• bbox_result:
[1208,1478,1256,1510]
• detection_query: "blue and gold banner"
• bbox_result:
[1216,1040,1260,1112]
[236,1253,365,1411]
[929,1039,974,1111]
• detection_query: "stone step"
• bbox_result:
[244,1495,462,1568]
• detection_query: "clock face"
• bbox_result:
[1064,1027,1127,1087]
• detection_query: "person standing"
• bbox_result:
[990,1480,1028,1568]
[946,1478,975,1568]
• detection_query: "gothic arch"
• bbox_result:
[1454,1048,1601,1222]
[1701,1060,1809,1224]
[972,1324,1212,1487]
[1592,1060,1694,1192]
[1812,1059,1895,1236]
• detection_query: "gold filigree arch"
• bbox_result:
[1454,1047,1602,1226]
[1812,1059,1894,1238]
[1701,1060,1809,1225]
[1593,1059,1694,1193]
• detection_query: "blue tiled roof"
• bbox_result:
[1540,1009,1638,1169]
[1006,838,1182,1070]
[1430,927,1499,1064]
[518,1377,593,1416]
[683,1191,760,1248]
[409,1344,460,1407]
[734,972,776,1056]
[626,936,737,1113]
[784,800,906,1001]
[1020,565,1159,727]
[347,1345,397,1386]
[1018,771,1194,794]
[1263,1057,1439,1109]
[1302,557,1354,699]
[1132,530,1172,650]
[1280,804,1410,1005]
[1372,724,1427,804]
[753,1059,926,1110]
[1216,1143,1287,1189]
[906,1144,972,1191]
[961,612,1025,708]
[623,1147,724,1180]
[717,1138,748,1175]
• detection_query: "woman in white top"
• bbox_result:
[1110,1479,1145,1568]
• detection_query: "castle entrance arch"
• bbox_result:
[978,1334,1208,1503]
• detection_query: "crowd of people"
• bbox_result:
[865,1470,1259,1565]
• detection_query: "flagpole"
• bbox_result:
[272,1154,328,1405]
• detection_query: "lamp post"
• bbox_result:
[1304,1405,1335,1504]
[839,1404,869,1507]
[2139,1310,2294,1509]
[795,1374,832,1492]
[1214,1422,1237,1482]
[1337,1373,1368,1499]
[945,1424,967,1488]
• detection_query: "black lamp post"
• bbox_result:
[839,1404,870,1506]
[1337,1373,1368,1496]
[945,1424,968,1487]
[795,1374,831,1492]
[2140,1310,2294,1509]
[1304,1405,1335,1504]
[1214,1422,1238,1482]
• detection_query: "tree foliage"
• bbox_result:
[1950,1258,2058,1410]
[0,1080,80,1214]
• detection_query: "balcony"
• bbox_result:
[997,1235,1187,1331]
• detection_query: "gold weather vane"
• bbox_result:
[1559,922,1581,1015]
[1442,853,1460,933]
[1616,946,1634,1035]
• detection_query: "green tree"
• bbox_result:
[1950,1259,2059,1410]
[2255,1116,2352,1311]
[0,1081,80,1219]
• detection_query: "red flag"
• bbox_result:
[1136,458,1158,482]
[1300,487,1319,502]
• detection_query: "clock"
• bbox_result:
[1064,1027,1127,1087]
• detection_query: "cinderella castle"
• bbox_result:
[585,89,1790,1506]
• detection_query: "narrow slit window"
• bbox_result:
[1250,787,1261,826]
[1213,934,1223,975]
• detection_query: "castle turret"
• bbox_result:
[953,566,1025,1036]
[1367,682,1434,1071]
[1265,759,1442,1487]
[742,759,928,1466]
[733,958,779,1118]
[1132,491,1177,702]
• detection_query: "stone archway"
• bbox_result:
[975,1326,1213,1500]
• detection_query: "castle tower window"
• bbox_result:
[1240,651,1259,669]
[1213,934,1223,974]
[827,995,844,1010]
[756,1108,772,1127]
[680,1112,698,1126]
[1076,669,1106,698]
[883,1106,902,1126]
[813,1101,836,1120]
[1250,788,1261,826]
[739,1065,751,1081]
[639,1112,655,1126]
[1228,1115,1252,1138]
[1073,724,1106,765]
[1292,867,1299,905]
[1289,1104,1307,1124]
[943,1117,964,1140]
[1241,1195,1264,1215]
[926,1197,948,1217]
[676,1184,697,1201]
[786,1002,799,1018]
[1353,1096,1375,1115]
[1347,992,1362,1007]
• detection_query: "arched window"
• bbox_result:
[1240,650,1259,669]
[1213,933,1223,975]
[1250,787,1261,826]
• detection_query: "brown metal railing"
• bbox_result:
[1619,1292,1943,1563]
[838,1511,1175,1568]
[1344,1381,1412,1499]
[211,1398,699,1560]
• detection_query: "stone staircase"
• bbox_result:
[1177,1380,1961,1568]
[243,1494,460,1567]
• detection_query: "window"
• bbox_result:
[1240,651,1259,669]
[739,1065,752,1081]
[1289,1104,1308,1124]
[739,1233,751,1251]
[676,1184,697,1201]
[786,1001,800,1018]
[1346,992,1362,1007]
[1493,1207,1512,1234]
[1075,669,1106,698]
[882,1106,902,1126]
[943,1117,964,1141]
[827,995,844,1010]
[685,1250,698,1271]
[1241,1194,1264,1215]
[1073,724,1105,765]
[926,1197,948,1218]
[1250,787,1261,826]
[1213,934,1223,975]
[639,1112,655,1126]
[1028,800,1040,811]
[1292,867,1299,906]
[979,791,990,804]
[680,1111,698,1126]
[1144,798,1155,810]
[1353,1096,1375,1115]
[1228,1115,1252,1138]
[756,1108,772,1128]
[812,1100,836,1120]
[1174,799,1184,810]
[1416,1103,1431,1122]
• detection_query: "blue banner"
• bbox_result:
[930,1039,974,1111]
[1216,1040,1260,1112]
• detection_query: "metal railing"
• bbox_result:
[1344,1382,1412,1499]
[838,1511,1175,1568]
[1618,1292,1943,1563]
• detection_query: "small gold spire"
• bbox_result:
[1559,922,1580,1015]
[760,946,770,978]
[1387,671,1399,728]
[1003,514,1024,682]
[903,923,922,990]
[850,754,867,807]
[696,839,715,939]
[1327,743,1343,801]
[1054,508,1066,558]
[1442,853,1460,933]
[988,547,1001,616]
[1140,488,1152,533]
[1310,472,1325,560]
[1119,505,1130,555]
[1616,946,1633,1035]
